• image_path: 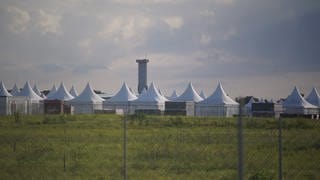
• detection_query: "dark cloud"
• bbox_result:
[0,0,320,98]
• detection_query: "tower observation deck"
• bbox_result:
[136,59,149,94]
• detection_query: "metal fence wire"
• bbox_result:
[0,114,319,179]
[125,115,238,179]
[123,115,320,180]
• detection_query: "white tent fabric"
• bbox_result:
[104,82,137,114]
[0,82,12,97]
[175,83,203,102]
[245,97,256,116]
[169,90,179,100]
[69,83,104,114]
[138,88,147,97]
[16,81,43,114]
[134,82,167,103]
[46,85,57,99]
[131,82,168,112]
[196,82,239,117]
[33,84,42,97]
[107,82,137,102]
[69,83,104,103]
[200,82,238,105]
[46,83,74,101]
[306,87,320,107]
[245,97,256,109]
[17,81,43,101]
[200,90,207,99]
[69,85,78,97]
[283,86,318,115]
[129,87,136,96]
[11,84,20,96]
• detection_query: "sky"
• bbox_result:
[0,0,320,99]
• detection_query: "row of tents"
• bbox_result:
[1,81,320,116]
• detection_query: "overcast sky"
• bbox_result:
[0,0,319,99]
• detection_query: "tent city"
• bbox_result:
[1,59,319,118]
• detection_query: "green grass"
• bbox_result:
[0,114,319,179]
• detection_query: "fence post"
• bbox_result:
[237,104,244,180]
[278,117,283,180]
[123,115,127,180]
[64,126,66,172]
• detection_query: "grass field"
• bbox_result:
[0,114,319,179]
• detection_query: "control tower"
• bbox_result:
[136,59,149,94]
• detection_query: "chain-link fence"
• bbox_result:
[0,114,319,179]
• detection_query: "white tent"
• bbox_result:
[200,90,207,99]
[138,88,147,97]
[17,81,43,114]
[245,97,256,116]
[68,83,104,114]
[282,87,318,115]
[11,84,20,96]
[104,82,137,114]
[175,83,203,102]
[69,85,78,97]
[17,82,43,101]
[0,82,28,115]
[129,87,136,96]
[131,82,168,113]
[46,85,57,99]
[33,84,46,98]
[169,90,179,100]
[196,82,239,117]
[0,82,12,97]
[46,83,74,101]
[33,84,41,96]
[306,87,320,107]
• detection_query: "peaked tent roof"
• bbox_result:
[169,90,179,100]
[11,84,20,96]
[175,83,203,102]
[283,86,317,108]
[17,81,43,100]
[108,82,137,102]
[245,97,256,108]
[200,90,207,99]
[33,84,42,96]
[69,83,104,103]
[138,88,147,97]
[134,82,168,103]
[306,87,320,107]
[129,87,136,95]
[46,85,57,99]
[199,82,238,105]
[0,82,12,97]
[69,85,78,97]
[46,83,74,101]
[158,88,164,96]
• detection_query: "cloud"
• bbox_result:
[214,0,235,5]
[38,63,65,73]
[162,16,184,29]
[112,0,185,5]
[221,27,237,40]
[6,6,30,33]
[200,33,212,45]
[78,38,93,55]
[200,9,215,17]
[71,64,107,74]
[36,10,62,35]
[98,15,152,47]
[0,0,320,99]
